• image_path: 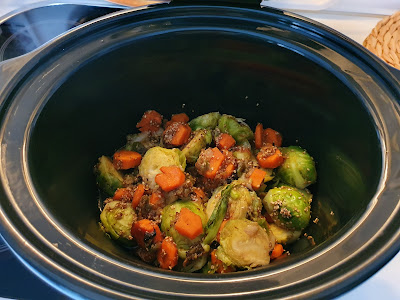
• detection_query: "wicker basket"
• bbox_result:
[363,11,400,69]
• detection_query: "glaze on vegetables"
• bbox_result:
[95,110,317,272]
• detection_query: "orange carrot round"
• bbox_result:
[174,207,204,240]
[157,236,178,270]
[131,219,163,249]
[136,110,163,132]
[131,184,145,209]
[250,168,267,190]
[255,123,264,149]
[204,148,225,179]
[149,191,163,208]
[257,147,284,169]
[193,187,206,201]
[113,150,142,170]
[171,113,189,123]
[270,243,284,259]
[163,123,192,146]
[216,133,236,150]
[113,187,134,201]
[220,163,236,179]
[165,113,190,128]
[155,166,186,192]
[264,128,282,147]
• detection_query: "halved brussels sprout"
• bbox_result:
[188,112,221,131]
[100,200,136,246]
[216,219,275,268]
[179,254,209,273]
[217,114,254,143]
[161,200,207,259]
[205,186,225,219]
[226,185,252,219]
[203,184,234,245]
[95,156,124,196]
[206,183,263,223]
[269,223,301,245]
[182,129,213,164]
[232,147,253,162]
[139,146,186,189]
[263,185,312,231]
[125,128,163,154]
[276,146,317,189]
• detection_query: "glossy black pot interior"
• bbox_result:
[1,3,400,299]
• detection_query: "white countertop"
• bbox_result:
[1,0,400,298]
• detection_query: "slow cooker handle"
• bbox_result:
[0,53,34,105]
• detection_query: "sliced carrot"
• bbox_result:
[204,148,225,179]
[255,123,264,149]
[149,191,163,208]
[168,123,192,146]
[113,150,142,170]
[174,207,203,240]
[220,163,235,179]
[165,113,190,128]
[257,147,284,169]
[193,187,206,201]
[250,168,267,190]
[155,166,186,192]
[157,236,178,270]
[132,184,145,209]
[113,187,133,201]
[270,243,284,259]
[264,128,282,147]
[171,113,189,123]
[131,219,163,249]
[216,219,228,243]
[216,133,236,150]
[136,110,163,132]
[211,249,234,273]
[210,249,223,273]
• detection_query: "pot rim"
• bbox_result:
[0,3,400,299]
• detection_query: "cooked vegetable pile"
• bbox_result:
[95,110,317,273]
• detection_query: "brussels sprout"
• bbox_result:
[182,129,213,164]
[161,200,207,259]
[201,260,214,274]
[178,242,209,273]
[205,186,225,219]
[217,114,254,143]
[203,184,234,245]
[125,129,163,154]
[95,156,124,196]
[232,147,253,162]
[227,185,253,219]
[100,200,136,246]
[276,146,317,189]
[216,219,275,268]
[206,184,263,223]
[189,112,221,131]
[180,254,209,273]
[139,146,186,189]
[124,139,147,155]
[269,223,301,245]
[263,185,312,231]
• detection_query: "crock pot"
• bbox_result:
[1,0,400,298]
